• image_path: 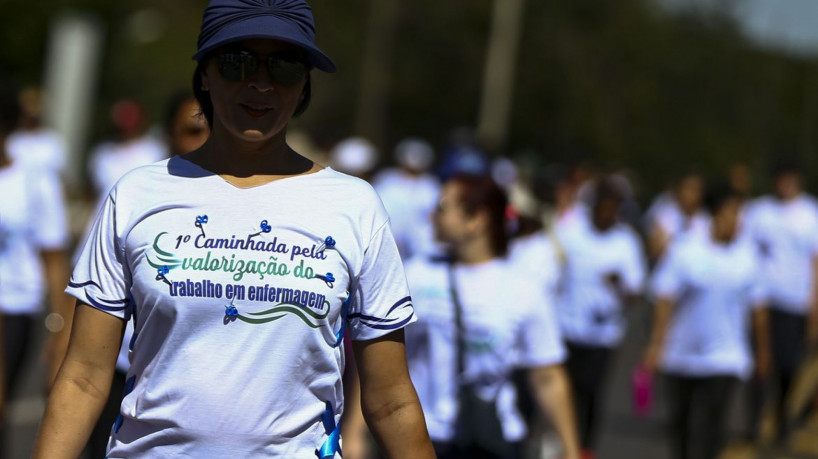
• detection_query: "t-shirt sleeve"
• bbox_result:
[515,285,566,368]
[621,232,647,294]
[65,191,131,320]
[748,248,768,308]
[651,243,683,300]
[347,220,416,341]
[31,171,69,250]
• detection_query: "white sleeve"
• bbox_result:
[515,286,566,368]
[347,220,416,341]
[622,232,647,295]
[31,171,69,250]
[651,244,683,300]
[65,190,131,320]
[748,249,768,308]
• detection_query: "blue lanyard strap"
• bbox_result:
[316,401,342,458]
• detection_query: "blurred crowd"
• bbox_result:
[1,82,818,459]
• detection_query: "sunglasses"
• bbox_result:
[217,50,308,86]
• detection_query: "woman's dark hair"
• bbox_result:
[0,79,20,135]
[449,174,509,257]
[592,175,626,206]
[703,182,743,215]
[192,60,312,129]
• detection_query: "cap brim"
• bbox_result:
[193,15,336,73]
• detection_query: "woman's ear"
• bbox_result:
[466,208,489,235]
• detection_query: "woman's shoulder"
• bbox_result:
[106,158,174,199]
[318,167,380,196]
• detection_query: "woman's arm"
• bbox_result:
[643,297,674,373]
[751,306,771,379]
[352,329,435,459]
[808,255,818,348]
[40,249,73,387]
[528,364,581,459]
[32,303,125,459]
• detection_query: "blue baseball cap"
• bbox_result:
[194,0,336,73]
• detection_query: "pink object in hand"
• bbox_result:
[632,364,653,417]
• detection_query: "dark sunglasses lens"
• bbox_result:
[218,52,259,82]
[267,58,307,85]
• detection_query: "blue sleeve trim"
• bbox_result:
[68,279,102,289]
[360,312,414,331]
[386,296,412,315]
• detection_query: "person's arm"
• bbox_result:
[352,330,435,459]
[528,364,581,459]
[32,303,125,459]
[643,297,674,373]
[751,305,771,380]
[808,254,818,349]
[340,356,372,459]
[40,249,73,387]
[647,222,669,261]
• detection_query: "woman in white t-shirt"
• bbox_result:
[404,175,580,459]
[0,82,71,437]
[33,2,434,458]
[555,177,647,456]
[644,185,771,459]
[645,171,709,261]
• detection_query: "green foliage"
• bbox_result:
[2,0,817,197]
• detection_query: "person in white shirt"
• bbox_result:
[742,161,818,441]
[555,176,647,457]
[0,81,71,445]
[5,87,67,178]
[644,185,771,459]
[373,137,441,260]
[33,2,434,458]
[86,99,167,199]
[403,175,580,459]
[645,171,709,260]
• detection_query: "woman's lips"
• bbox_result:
[240,103,274,118]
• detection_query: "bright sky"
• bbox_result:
[655,0,818,57]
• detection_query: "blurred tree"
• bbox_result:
[2,0,817,199]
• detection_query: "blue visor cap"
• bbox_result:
[193,0,336,73]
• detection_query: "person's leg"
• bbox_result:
[565,342,611,451]
[1,314,34,458]
[769,308,807,441]
[3,314,34,397]
[664,374,695,459]
[432,441,459,459]
[695,376,739,459]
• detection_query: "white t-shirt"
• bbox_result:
[651,232,766,379]
[403,257,565,442]
[66,157,415,458]
[373,169,441,259]
[6,128,67,177]
[0,162,68,315]
[743,194,818,314]
[87,136,167,196]
[507,231,561,297]
[644,193,710,242]
[556,211,647,347]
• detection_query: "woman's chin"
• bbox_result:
[241,129,266,139]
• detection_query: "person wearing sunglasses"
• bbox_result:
[33,1,434,458]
